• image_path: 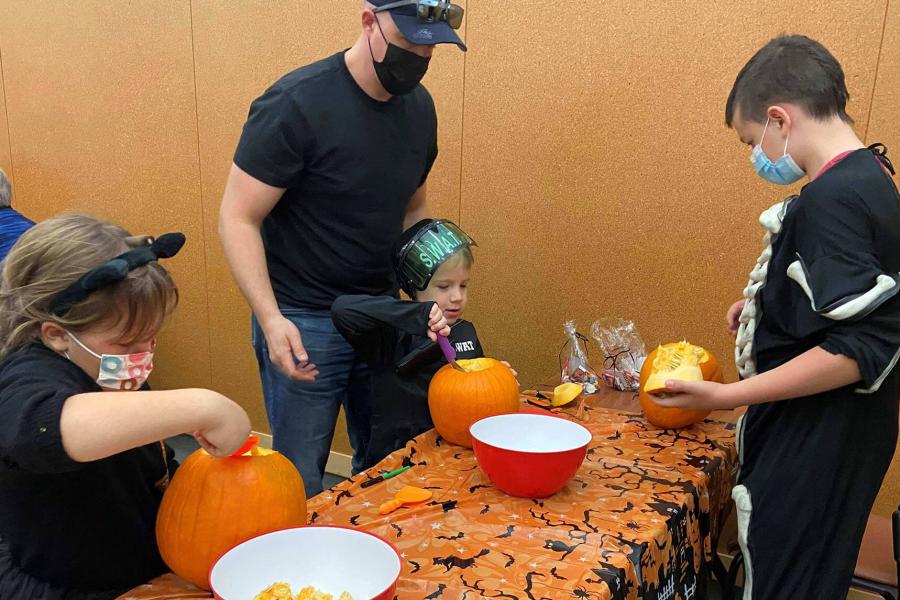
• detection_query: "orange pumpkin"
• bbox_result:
[155,440,307,590]
[639,341,724,429]
[428,357,520,447]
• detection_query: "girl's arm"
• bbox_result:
[60,388,251,461]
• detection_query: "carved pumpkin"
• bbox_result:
[428,357,520,448]
[155,439,307,590]
[639,341,724,429]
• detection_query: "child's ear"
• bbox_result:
[41,322,70,353]
[766,105,792,131]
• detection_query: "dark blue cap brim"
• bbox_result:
[391,14,467,51]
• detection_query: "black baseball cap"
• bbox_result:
[370,0,467,52]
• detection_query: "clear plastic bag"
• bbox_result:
[559,320,599,393]
[591,318,647,391]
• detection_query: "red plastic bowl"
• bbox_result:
[470,413,592,498]
[209,526,401,600]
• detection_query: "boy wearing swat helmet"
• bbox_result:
[332,219,485,468]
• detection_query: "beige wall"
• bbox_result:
[0,1,896,514]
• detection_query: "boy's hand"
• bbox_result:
[726,299,746,337]
[426,304,451,342]
[194,391,252,457]
[650,380,736,411]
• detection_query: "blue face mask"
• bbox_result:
[750,118,805,185]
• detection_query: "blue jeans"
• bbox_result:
[252,308,372,497]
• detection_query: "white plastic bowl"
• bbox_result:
[209,526,401,600]
[470,413,593,452]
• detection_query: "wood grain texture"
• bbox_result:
[0,0,209,390]
[459,1,885,389]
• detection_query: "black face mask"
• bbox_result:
[368,17,431,96]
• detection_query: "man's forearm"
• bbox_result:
[219,218,282,325]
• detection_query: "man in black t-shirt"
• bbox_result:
[219,0,466,496]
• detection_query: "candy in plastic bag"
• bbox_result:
[559,320,599,393]
[591,318,647,391]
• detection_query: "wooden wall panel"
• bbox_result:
[865,0,900,517]
[191,0,341,444]
[0,51,10,179]
[459,1,886,388]
[0,1,209,390]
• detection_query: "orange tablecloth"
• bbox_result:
[119,389,738,599]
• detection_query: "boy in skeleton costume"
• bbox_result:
[653,35,900,599]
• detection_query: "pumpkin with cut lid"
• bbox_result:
[639,341,724,429]
[155,437,307,590]
[428,357,520,447]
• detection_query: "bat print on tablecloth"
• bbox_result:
[588,462,696,497]
[423,583,447,598]
[496,525,516,539]
[543,538,583,561]
[429,499,458,512]
[436,531,465,541]
[400,446,427,468]
[432,548,490,572]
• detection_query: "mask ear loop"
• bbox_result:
[366,13,390,64]
[374,13,390,45]
[764,115,791,157]
[759,117,771,149]
[65,330,103,360]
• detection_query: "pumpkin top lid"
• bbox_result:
[643,341,707,394]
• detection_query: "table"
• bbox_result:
[119,387,738,600]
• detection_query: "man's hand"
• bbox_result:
[261,315,319,381]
